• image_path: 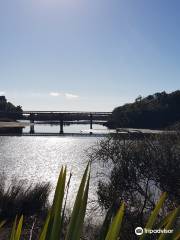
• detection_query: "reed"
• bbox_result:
[0,164,179,240]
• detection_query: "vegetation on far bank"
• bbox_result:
[0,96,22,120]
[107,90,180,130]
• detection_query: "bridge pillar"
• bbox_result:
[59,114,64,134]
[90,113,93,135]
[30,114,35,134]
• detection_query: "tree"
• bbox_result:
[90,133,180,239]
[107,90,180,129]
[0,97,23,119]
[135,95,142,102]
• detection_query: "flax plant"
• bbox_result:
[0,164,179,240]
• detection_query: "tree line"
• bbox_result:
[0,96,22,119]
[107,90,180,129]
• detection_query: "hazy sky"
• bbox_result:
[0,0,180,111]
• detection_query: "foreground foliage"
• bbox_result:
[90,133,180,239]
[0,164,179,240]
[0,175,50,221]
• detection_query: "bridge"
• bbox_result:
[20,110,112,134]
[23,111,112,114]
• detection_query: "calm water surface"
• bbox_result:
[23,122,113,134]
[0,133,107,216]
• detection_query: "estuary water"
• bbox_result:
[23,122,112,134]
[0,124,109,217]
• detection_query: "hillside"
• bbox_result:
[107,90,180,130]
[0,96,22,120]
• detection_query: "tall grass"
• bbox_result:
[0,164,179,239]
[0,175,50,221]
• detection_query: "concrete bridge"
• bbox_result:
[21,111,112,134]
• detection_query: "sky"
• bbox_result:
[0,0,180,111]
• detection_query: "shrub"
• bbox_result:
[90,133,180,239]
[0,176,50,221]
[0,164,179,240]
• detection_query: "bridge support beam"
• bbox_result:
[30,114,35,134]
[60,120,64,134]
[90,113,93,135]
[59,114,64,134]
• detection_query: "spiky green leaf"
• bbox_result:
[45,166,66,239]
[140,192,167,240]
[10,216,17,240]
[49,167,66,239]
[0,220,6,230]
[39,211,51,240]
[158,207,180,240]
[70,172,90,240]
[65,163,90,240]
[105,202,125,240]
[14,215,23,240]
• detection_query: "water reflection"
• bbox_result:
[23,122,109,134]
[0,136,106,215]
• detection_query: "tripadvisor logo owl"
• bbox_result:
[135,227,174,236]
[135,227,144,235]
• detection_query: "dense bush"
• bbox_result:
[107,90,180,129]
[0,96,22,119]
[91,133,180,239]
[0,165,179,240]
[0,176,50,221]
[167,121,180,131]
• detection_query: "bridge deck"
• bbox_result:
[23,111,112,115]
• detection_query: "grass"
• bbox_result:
[0,165,179,239]
[0,175,50,221]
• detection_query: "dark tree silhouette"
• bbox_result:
[107,90,180,129]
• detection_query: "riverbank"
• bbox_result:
[0,121,27,134]
[1,117,175,137]
[0,132,108,137]
[0,121,26,128]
